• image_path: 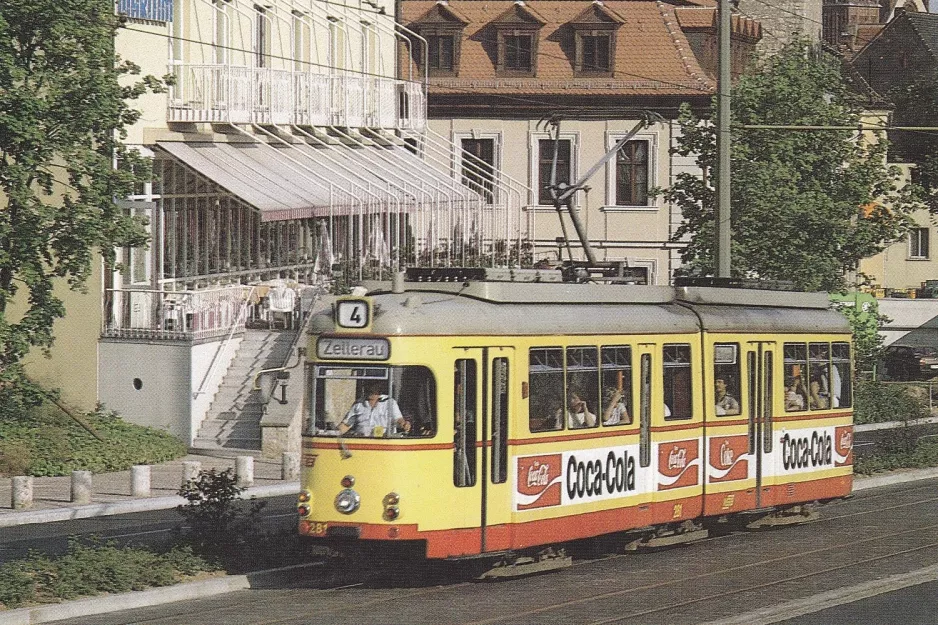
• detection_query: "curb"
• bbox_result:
[0,482,299,528]
[0,563,320,625]
[853,466,938,490]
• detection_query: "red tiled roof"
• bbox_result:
[402,1,728,96]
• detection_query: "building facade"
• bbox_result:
[400,0,761,284]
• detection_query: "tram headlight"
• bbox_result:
[334,488,360,514]
[341,475,355,488]
[297,504,311,517]
[383,492,400,506]
[298,490,311,503]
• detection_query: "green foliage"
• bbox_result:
[664,40,914,291]
[855,439,938,475]
[853,380,931,425]
[0,402,186,477]
[0,0,159,399]
[176,468,266,559]
[885,80,938,213]
[0,540,215,609]
[833,294,887,373]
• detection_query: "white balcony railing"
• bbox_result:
[168,63,425,131]
[104,286,254,341]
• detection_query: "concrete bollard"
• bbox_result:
[71,471,93,505]
[236,455,254,488]
[181,460,201,487]
[11,476,33,510]
[282,451,300,481]
[131,465,151,498]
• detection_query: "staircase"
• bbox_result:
[193,328,297,450]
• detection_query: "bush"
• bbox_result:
[176,468,266,560]
[855,439,938,475]
[0,540,216,609]
[853,380,930,425]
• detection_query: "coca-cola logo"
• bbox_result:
[834,425,854,467]
[708,436,749,483]
[657,440,699,491]
[516,455,562,510]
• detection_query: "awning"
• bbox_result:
[156,139,478,222]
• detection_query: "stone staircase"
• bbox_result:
[193,328,297,450]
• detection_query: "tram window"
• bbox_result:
[713,343,741,416]
[663,344,692,420]
[808,342,831,410]
[600,346,632,426]
[831,342,852,408]
[529,347,564,432]
[491,358,509,484]
[783,343,808,412]
[639,353,651,467]
[311,365,437,438]
[454,359,477,487]
[565,346,600,429]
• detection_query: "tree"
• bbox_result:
[0,0,156,407]
[664,40,915,292]
[886,80,938,213]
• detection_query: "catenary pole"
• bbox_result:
[716,0,732,277]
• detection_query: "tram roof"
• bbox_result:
[309,280,849,337]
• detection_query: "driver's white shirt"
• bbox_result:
[342,395,403,436]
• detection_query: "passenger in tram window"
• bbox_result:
[602,387,631,425]
[808,378,829,410]
[714,378,741,416]
[784,377,806,412]
[339,383,407,437]
[559,388,597,429]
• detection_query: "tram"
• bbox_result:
[297,268,853,568]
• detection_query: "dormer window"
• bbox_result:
[411,2,468,77]
[492,1,545,77]
[427,34,456,72]
[569,2,622,77]
[502,32,534,72]
[577,32,612,72]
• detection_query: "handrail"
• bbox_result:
[193,285,256,399]
[252,284,325,393]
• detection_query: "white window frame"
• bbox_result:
[529,130,580,210]
[909,226,930,260]
[453,131,503,206]
[602,130,658,211]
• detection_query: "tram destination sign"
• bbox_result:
[316,336,390,361]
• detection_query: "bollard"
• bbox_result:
[131,465,151,498]
[236,455,254,488]
[282,451,300,481]
[11,476,33,510]
[181,460,201,487]
[71,470,93,505]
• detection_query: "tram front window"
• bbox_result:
[311,365,436,438]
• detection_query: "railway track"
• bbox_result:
[60,479,938,625]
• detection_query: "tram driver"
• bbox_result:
[339,383,408,437]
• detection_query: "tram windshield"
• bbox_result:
[309,365,437,438]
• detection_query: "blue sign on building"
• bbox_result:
[117,0,173,23]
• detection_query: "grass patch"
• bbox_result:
[0,402,186,477]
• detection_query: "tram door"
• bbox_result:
[746,342,777,508]
[454,347,514,554]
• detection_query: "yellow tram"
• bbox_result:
[297,269,853,563]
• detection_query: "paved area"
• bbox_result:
[0,451,299,528]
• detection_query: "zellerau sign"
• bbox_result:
[316,337,390,360]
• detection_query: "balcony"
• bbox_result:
[168,63,426,131]
[104,286,254,342]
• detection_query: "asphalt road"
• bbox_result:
[42,478,938,625]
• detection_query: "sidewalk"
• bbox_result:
[0,451,299,528]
